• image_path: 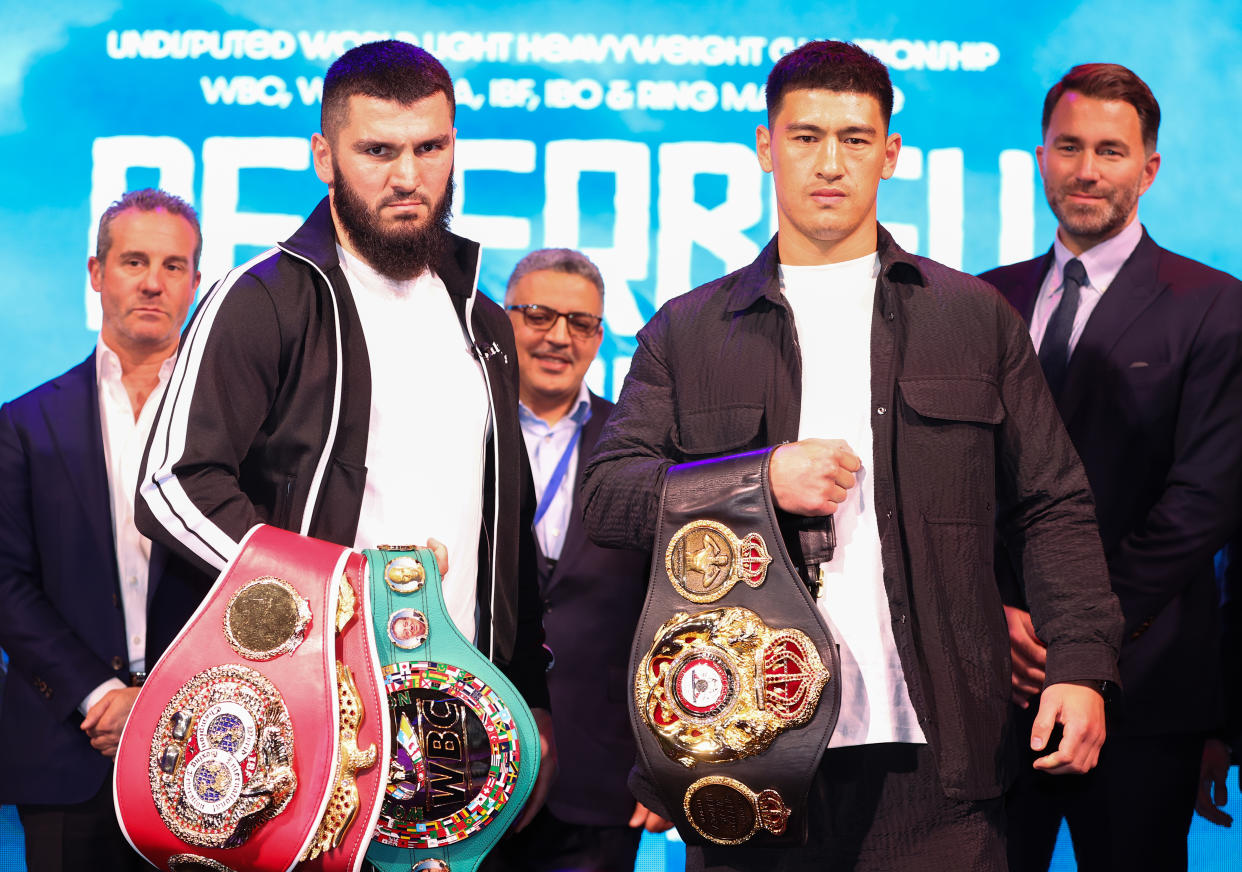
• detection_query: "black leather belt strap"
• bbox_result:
[628,448,841,847]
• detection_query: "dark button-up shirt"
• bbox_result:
[582,226,1122,799]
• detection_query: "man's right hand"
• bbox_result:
[769,439,860,516]
[629,801,674,833]
[1006,605,1047,707]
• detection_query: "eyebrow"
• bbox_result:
[784,122,878,137]
[354,133,452,152]
[1053,134,1130,150]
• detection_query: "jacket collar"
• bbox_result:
[280,195,482,298]
[725,223,926,313]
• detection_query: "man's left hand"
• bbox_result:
[80,686,141,757]
[513,707,557,832]
[1030,681,1106,775]
[426,537,448,577]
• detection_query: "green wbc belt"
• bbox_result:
[364,546,540,872]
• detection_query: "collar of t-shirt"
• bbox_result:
[1030,216,1143,352]
[779,251,881,322]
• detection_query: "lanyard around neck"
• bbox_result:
[533,421,585,528]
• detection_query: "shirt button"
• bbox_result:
[128,575,138,586]
[132,634,142,646]
[876,406,887,415]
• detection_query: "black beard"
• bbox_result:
[332,166,454,281]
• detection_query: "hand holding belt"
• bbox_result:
[629,449,841,847]
[114,525,386,872]
[365,545,540,872]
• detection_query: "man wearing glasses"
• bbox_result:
[488,249,670,872]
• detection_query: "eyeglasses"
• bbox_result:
[506,304,603,340]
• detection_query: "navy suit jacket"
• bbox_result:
[539,392,651,826]
[0,355,208,804]
[981,229,1242,736]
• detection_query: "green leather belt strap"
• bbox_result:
[365,546,540,872]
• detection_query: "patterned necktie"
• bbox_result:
[1038,257,1088,397]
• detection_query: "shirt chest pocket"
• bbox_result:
[896,376,1004,522]
[673,403,766,459]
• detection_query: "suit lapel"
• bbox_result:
[38,357,115,562]
[1005,250,1054,323]
[542,393,607,595]
[1059,232,1164,423]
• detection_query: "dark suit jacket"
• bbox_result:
[0,355,207,804]
[539,392,650,827]
[982,229,1242,736]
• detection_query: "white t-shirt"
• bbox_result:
[340,245,490,642]
[780,252,926,747]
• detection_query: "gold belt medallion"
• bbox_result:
[665,520,772,603]
[683,776,791,845]
[223,577,312,661]
[635,607,829,766]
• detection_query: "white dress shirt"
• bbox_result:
[82,338,175,714]
[1029,217,1144,355]
[780,253,926,747]
[519,380,592,561]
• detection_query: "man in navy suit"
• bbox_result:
[486,249,669,872]
[981,64,1242,871]
[0,189,208,871]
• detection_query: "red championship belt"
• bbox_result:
[115,525,389,872]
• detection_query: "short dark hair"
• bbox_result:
[1042,63,1160,153]
[766,40,893,127]
[96,188,202,269]
[321,40,455,142]
[506,248,605,301]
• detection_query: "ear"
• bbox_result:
[1138,150,1160,197]
[192,270,202,293]
[88,256,104,294]
[879,132,902,180]
[1035,145,1046,179]
[311,132,334,186]
[756,124,773,174]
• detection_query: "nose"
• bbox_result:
[1075,150,1101,182]
[543,313,572,345]
[390,149,419,194]
[140,264,166,295]
[816,139,844,180]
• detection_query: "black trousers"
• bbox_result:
[690,743,1006,872]
[1006,704,1204,872]
[18,772,147,872]
[482,805,644,872]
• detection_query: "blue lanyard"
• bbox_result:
[533,423,584,528]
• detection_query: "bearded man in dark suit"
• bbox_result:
[981,63,1242,872]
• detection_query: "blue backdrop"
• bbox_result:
[1,1,1241,869]
[2,0,1240,404]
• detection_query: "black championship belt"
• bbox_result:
[629,449,841,847]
